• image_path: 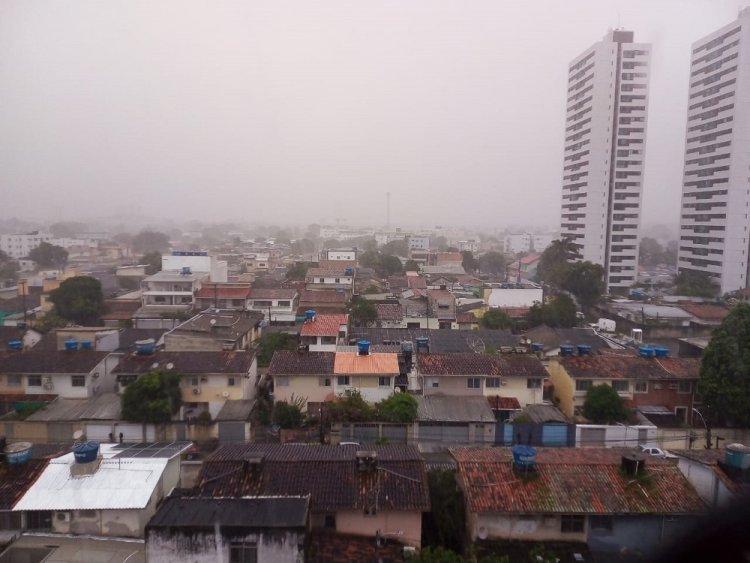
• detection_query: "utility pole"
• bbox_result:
[18,279,28,325]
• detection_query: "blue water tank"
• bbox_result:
[4,442,33,465]
[512,445,537,468]
[7,340,22,351]
[415,337,429,350]
[725,444,750,470]
[80,340,92,350]
[73,441,100,464]
[305,309,316,321]
[135,338,156,355]
[531,342,545,352]
[559,344,575,356]
[180,266,192,275]
[653,346,670,358]
[577,344,592,356]
[357,340,371,355]
[64,339,78,352]
[639,345,655,358]
[344,267,354,276]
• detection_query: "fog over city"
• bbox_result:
[0,0,746,230]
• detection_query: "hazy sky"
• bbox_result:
[1,0,747,231]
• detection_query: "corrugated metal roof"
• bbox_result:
[416,395,495,423]
[333,352,400,374]
[14,444,168,511]
[26,393,122,422]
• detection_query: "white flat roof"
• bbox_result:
[14,444,168,511]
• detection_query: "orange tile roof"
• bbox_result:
[300,314,349,337]
[333,352,400,374]
[677,303,729,320]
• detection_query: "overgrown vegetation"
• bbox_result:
[526,294,577,328]
[28,242,68,268]
[256,332,297,367]
[480,309,513,330]
[422,470,466,555]
[121,369,182,423]
[272,394,306,429]
[375,393,418,422]
[350,298,378,326]
[675,269,720,298]
[48,276,105,326]
[582,383,628,424]
[537,239,604,305]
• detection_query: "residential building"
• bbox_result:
[164,309,262,352]
[560,30,651,292]
[415,395,496,447]
[162,250,228,283]
[548,353,700,423]
[146,495,310,563]
[0,231,53,260]
[426,289,456,329]
[408,236,430,251]
[320,248,357,262]
[194,444,430,548]
[305,267,354,292]
[13,442,189,538]
[298,289,347,314]
[332,348,399,403]
[269,351,336,413]
[503,233,557,255]
[139,270,208,311]
[677,8,750,295]
[376,303,404,328]
[247,288,299,324]
[193,283,251,311]
[485,285,543,313]
[452,447,705,559]
[299,312,349,351]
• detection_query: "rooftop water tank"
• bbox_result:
[415,337,429,350]
[180,266,192,275]
[531,342,545,352]
[7,340,22,351]
[344,267,354,276]
[401,341,414,353]
[725,443,750,470]
[80,340,92,350]
[73,441,100,464]
[512,445,537,469]
[4,442,33,465]
[639,345,656,358]
[357,340,371,355]
[64,339,78,352]
[305,309,316,321]
[559,344,575,356]
[577,344,592,355]
[653,346,670,358]
[135,338,156,355]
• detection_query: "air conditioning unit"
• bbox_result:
[193,387,202,395]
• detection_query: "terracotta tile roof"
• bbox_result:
[0,350,108,374]
[113,350,255,374]
[300,314,349,337]
[456,313,477,324]
[487,396,522,410]
[194,286,252,299]
[248,288,298,300]
[268,351,335,375]
[309,531,405,563]
[407,277,427,290]
[677,303,729,321]
[376,304,403,321]
[195,444,429,513]
[452,447,707,515]
[299,289,347,304]
[334,352,400,374]
[417,353,548,378]
[557,355,700,380]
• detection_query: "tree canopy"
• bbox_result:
[132,230,170,254]
[480,309,513,330]
[48,276,105,325]
[461,251,479,273]
[0,250,18,280]
[122,369,182,423]
[537,238,580,283]
[28,242,68,268]
[478,251,506,275]
[359,251,403,277]
[350,298,378,327]
[141,251,162,275]
[698,303,750,426]
[527,294,577,328]
[639,237,677,267]
[404,260,421,272]
[675,269,720,298]
[257,333,298,368]
[376,393,418,422]
[381,238,409,257]
[560,262,605,307]
[582,383,628,424]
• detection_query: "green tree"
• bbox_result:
[28,242,68,268]
[376,254,403,277]
[675,269,720,298]
[257,333,298,368]
[286,262,311,280]
[404,260,421,272]
[461,251,479,273]
[122,369,182,423]
[478,251,506,275]
[537,237,581,284]
[0,250,18,280]
[49,276,105,325]
[131,230,170,254]
[434,236,449,251]
[141,251,162,275]
[583,383,628,424]
[358,249,379,269]
[421,469,467,554]
[272,400,304,429]
[376,393,418,422]
[639,237,665,267]
[414,546,464,563]
[527,294,577,328]
[480,308,513,329]
[698,303,750,426]
[326,390,375,422]
[382,238,409,257]
[561,261,605,307]
[350,299,377,327]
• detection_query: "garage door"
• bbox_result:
[579,427,606,447]
[442,424,469,444]
[114,423,144,443]
[542,424,569,446]
[352,424,379,444]
[48,423,74,443]
[86,423,113,442]
[381,425,407,444]
[218,422,246,443]
[418,423,443,444]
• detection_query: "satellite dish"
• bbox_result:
[166,362,175,370]
[467,335,486,354]
[210,319,217,325]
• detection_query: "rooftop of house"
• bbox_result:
[116,328,168,352]
[524,325,610,353]
[113,350,255,374]
[487,396,522,410]
[519,253,541,265]
[300,314,349,337]
[376,303,403,322]
[677,302,730,321]
[194,444,430,513]
[308,531,406,563]
[268,351,336,375]
[426,289,455,302]
[347,328,519,352]
[168,309,262,340]
[306,268,353,278]
[421,264,466,276]
[416,395,496,423]
[0,349,108,374]
[194,285,252,300]
[417,353,548,378]
[456,312,477,324]
[511,404,568,424]
[247,288,298,300]
[318,260,357,270]
[26,393,122,422]
[333,352,400,374]
[407,276,428,290]
[0,444,67,510]
[146,495,310,530]
[556,354,701,380]
[451,447,707,515]
[299,289,347,304]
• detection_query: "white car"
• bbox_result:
[638,445,677,459]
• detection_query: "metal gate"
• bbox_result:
[86,423,113,442]
[114,423,143,443]
[542,423,568,446]
[381,424,408,444]
[580,427,606,447]
[352,424,379,444]
[218,422,246,443]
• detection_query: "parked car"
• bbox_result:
[638,445,677,459]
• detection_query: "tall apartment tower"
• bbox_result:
[677,8,750,295]
[560,30,651,292]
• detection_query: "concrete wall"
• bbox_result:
[677,457,736,508]
[146,529,305,563]
[471,512,586,543]
[587,515,701,560]
[336,510,422,548]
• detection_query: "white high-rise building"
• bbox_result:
[677,9,750,295]
[560,30,651,292]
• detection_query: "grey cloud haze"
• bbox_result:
[0,0,746,229]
